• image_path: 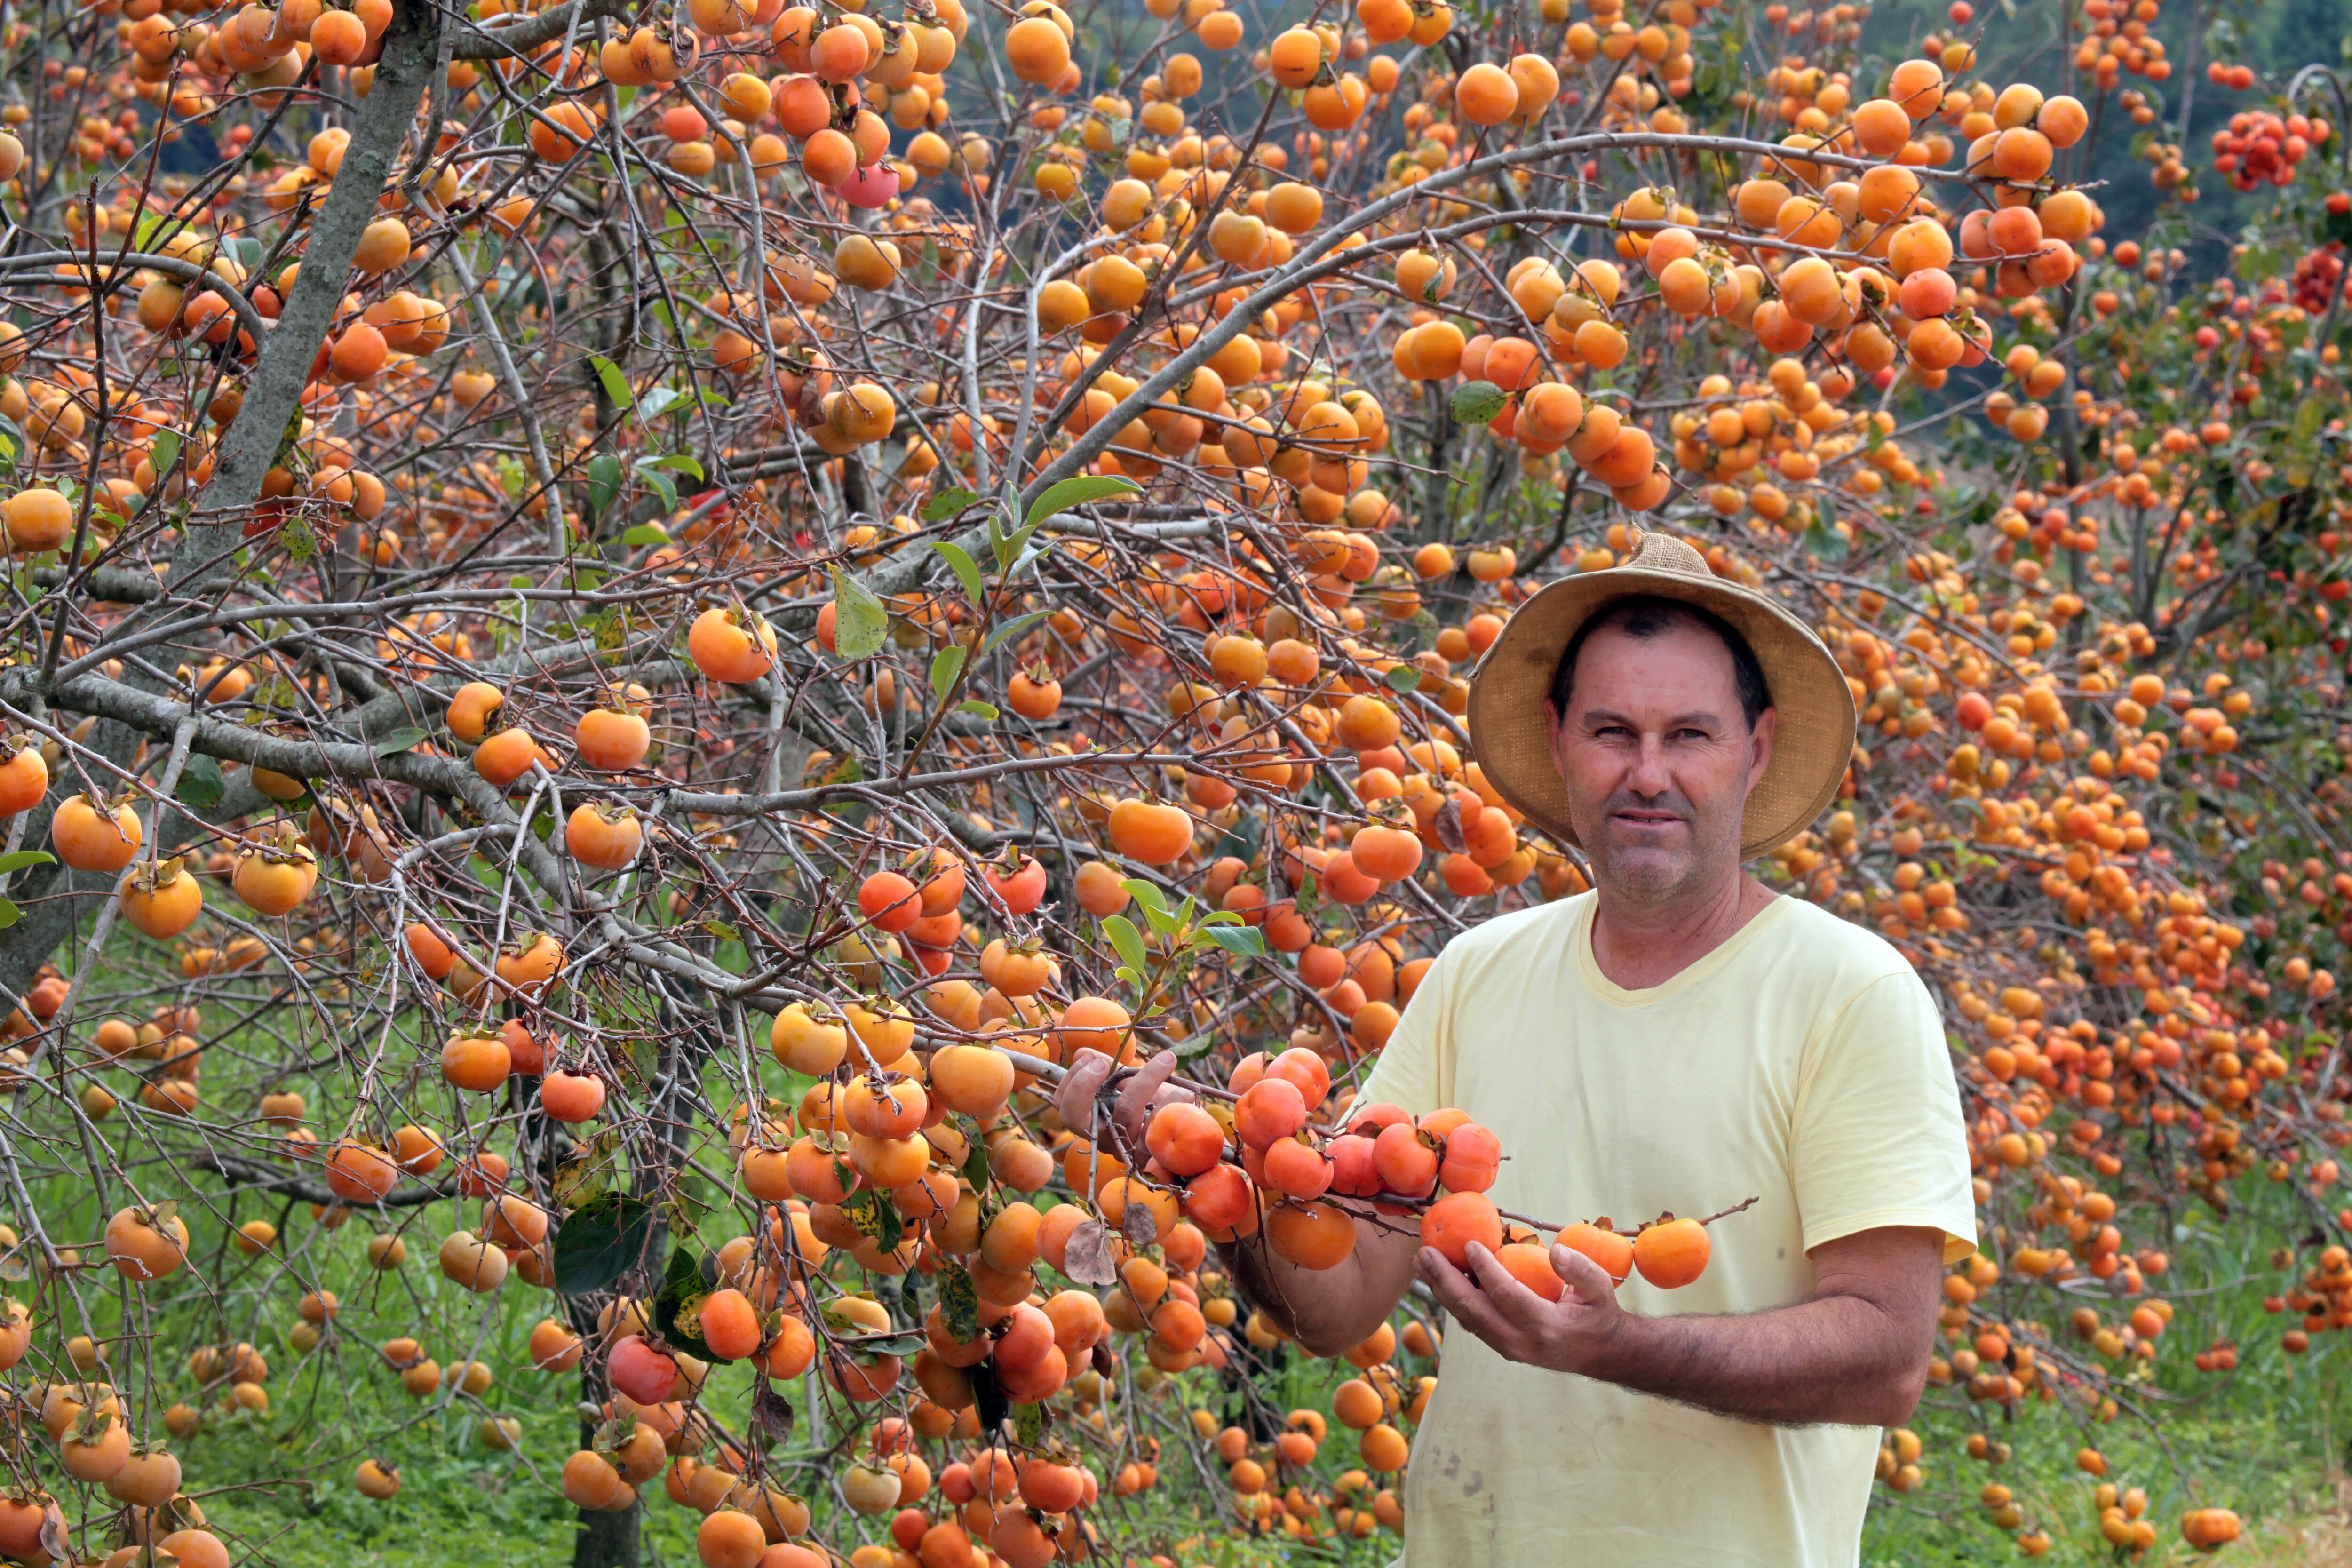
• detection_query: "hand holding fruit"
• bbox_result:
[1418,1237,1630,1376]
[1055,1046,1192,1150]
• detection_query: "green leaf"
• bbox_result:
[920,488,980,523]
[829,566,889,660]
[928,539,985,606]
[620,523,671,548]
[899,1271,922,1323]
[636,465,678,513]
[372,727,429,756]
[1451,381,1508,424]
[956,700,999,720]
[930,645,967,706]
[1025,473,1142,527]
[1386,663,1423,694]
[588,354,633,410]
[638,386,684,423]
[980,609,1052,658]
[961,1137,991,1191]
[175,755,224,809]
[588,453,624,518]
[1200,923,1266,958]
[147,430,181,478]
[1103,915,1148,979]
[551,1192,657,1296]
[643,453,704,481]
[1013,1400,1045,1440]
[0,851,56,876]
[1120,878,1171,916]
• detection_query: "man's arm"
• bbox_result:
[1054,1049,1419,1358]
[1419,1225,1943,1427]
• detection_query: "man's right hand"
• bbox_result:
[1054,1047,1192,1153]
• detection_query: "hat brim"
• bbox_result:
[1465,565,1857,861]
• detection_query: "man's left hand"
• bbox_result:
[1417,1240,1633,1377]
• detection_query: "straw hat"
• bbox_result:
[1465,531,1856,860]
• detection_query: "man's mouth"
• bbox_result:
[1613,810,1684,827]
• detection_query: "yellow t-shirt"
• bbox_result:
[1359,891,1976,1568]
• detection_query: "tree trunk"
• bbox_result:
[573,1496,640,1568]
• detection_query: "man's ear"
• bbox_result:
[1748,706,1777,791]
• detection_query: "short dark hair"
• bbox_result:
[1547,594,1772,730]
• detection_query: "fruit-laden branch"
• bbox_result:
[163,0,442,597]
[0,0,445,1002]
[197,1152,451,1210]
[450,0,630,64]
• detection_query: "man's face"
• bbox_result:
[1545,615,1776,904]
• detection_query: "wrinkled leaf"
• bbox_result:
[552,1129,620,1209]
[920,487,980,523]
[551,1191,657,1296]
[1432,796,1469,856]
[750,1382,795,1445]
[1450,380,1508,424]
[1061,1220,1119,1286]
[829,566,888,660]
[842,1188,905,1252]
[1120,1202,1159,1249]
[1026,473,1141,528]
[653,1244,719,1360]
[937,1258,981,1344]
[1386,663,1423,694]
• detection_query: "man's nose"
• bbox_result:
[1627,732,1674,794]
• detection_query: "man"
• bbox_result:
[1061,532,1975,1566]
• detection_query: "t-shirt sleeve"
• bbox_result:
[1792,969,1979,1265]
[1356,944,1450,1118]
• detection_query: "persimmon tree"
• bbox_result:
[0,0,2344,1562]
